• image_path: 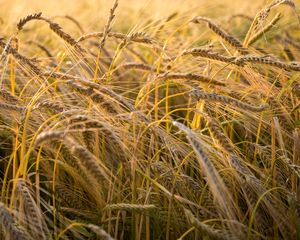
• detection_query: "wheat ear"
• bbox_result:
[267,0,295,9]
[0,202,31,240]
[190,89,268,112]
[0,102,24,112]
[173,121,238,221]
[182,48,241,66]
[16,180,49,239]
[157,72,225,86]
[77,31,158,47]
[191,16,248,54]
[98,0,118,51]
[48,21,86,53]
[103,203,156,212]
[16,13,85,53]
[116,62,153,72]
[248,13,281,45]
[0,88,21,104]
[184,209,239,240]
[234,55,300,71]
[35,131,113,183]
[33,100,66,113]
[87,224,115,240]
[0,38,43,75]
[17,12,42,31]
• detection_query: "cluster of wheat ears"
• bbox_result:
[0,0,300,239]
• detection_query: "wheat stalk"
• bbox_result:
[61,15,85,34]
[55,185,85,209]
[66,80,120,113]
[35,131,114,184]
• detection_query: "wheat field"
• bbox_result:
[0,0,300,239]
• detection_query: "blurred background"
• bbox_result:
[0,0,280,34]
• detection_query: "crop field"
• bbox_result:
[0,0,300,239]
